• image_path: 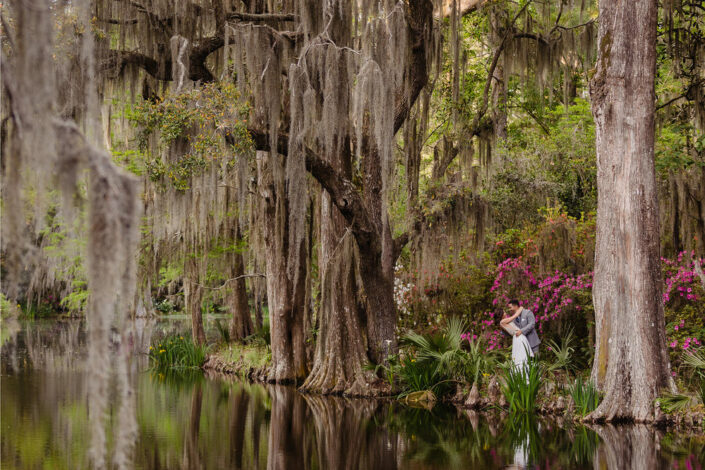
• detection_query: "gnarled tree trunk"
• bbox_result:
[257,151,308,384]
[300,194,375,395]
[589,0,673,421]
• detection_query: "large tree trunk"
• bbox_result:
[257,151,308,384]
[228,220,253,341]
[589,0,673,421]
[185,255,206,345]
[300,194,376,395]
[360,143,398,364]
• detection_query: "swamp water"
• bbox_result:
[1,319,703,469]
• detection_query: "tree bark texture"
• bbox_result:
[228,219,254,341]
[257,151,308,384]
[589,0,673,421]
[185,255,206,345]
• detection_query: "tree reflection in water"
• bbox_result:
[2,320,705,470]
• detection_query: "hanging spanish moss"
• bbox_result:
[2,1,140,467]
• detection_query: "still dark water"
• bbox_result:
[1,319,703,470]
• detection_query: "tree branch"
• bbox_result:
[246,128,379,252]
[226,12,297,22]
[102,50,171,80]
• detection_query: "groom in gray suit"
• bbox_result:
[508,299,540,355]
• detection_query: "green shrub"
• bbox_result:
[393,354,449,398]
[460,336,500,388]
[149,334,208,370]
[499,357,543,413]
[397,318,468,397]
[372,318,481,398]
[568,377,600,416]
[154,299,175,314]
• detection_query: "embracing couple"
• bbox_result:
[500,300,540,369]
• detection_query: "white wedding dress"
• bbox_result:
[512,333,534,381]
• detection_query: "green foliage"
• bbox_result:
[376,318,494,398]
[126,82,253,191]
[568,377,600,416]
[460,336,500,388]
[0,294,17,319]
[683,347,705,373]
[499,357,544,413]
[148,334,208,371]
[154,299,176,314]
[219,342,271,373]
[392,354,448,398]
[489,99,597,226]
[59,279,89,315]
[158,265,182,288]
[244,318,271,347]
[398,253,495,332]
[111,149,147,176]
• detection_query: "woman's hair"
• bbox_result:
[508,299,520,307]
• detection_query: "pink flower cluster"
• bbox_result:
[489,258,592,334]
[462,320,505,350]
[662,253,703,304]
[670,336,701,350]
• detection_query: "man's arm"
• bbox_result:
[520,310,536,335]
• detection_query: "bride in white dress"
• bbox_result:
[500,310,534,376]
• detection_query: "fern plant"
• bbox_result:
[656,392,694,414]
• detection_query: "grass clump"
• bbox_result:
[568,377,600,416]
[149,333,208,370]
[220,342,271,371]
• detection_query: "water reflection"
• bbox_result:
[2,320,704,469]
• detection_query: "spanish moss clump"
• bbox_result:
[2,1,139,467]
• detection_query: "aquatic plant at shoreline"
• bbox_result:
[499,358,544,413]
[568,377,600,416]
[148,334,208,371]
